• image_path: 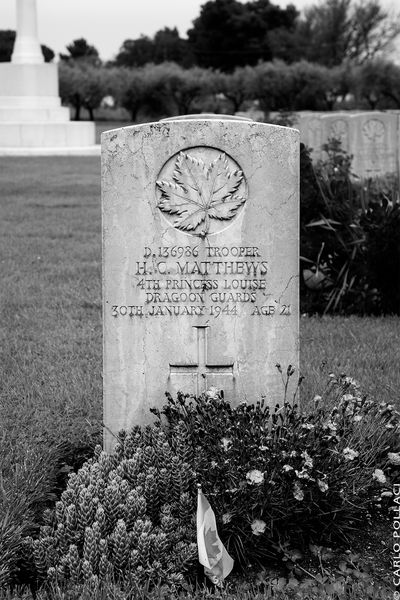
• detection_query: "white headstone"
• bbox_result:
[320,113,352,155]
[350,112,398,178]
[102,115,299,451]
[297,114,323,160]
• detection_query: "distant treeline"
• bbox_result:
[0,0,399,72]
[57,59,400,122]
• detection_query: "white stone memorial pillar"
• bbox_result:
[12,0,44,64]
[0,0,96,152]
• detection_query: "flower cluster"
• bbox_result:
[156,380,399,568]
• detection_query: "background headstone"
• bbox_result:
[297,113,323,160]
[350,112,398,178]
[102,116,299,451]
[320,113,352,155]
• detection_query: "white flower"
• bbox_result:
[343,447,359,461]
[221,438,231,451]
[246,469,264,485]
[301,451,313,468]
[259,445,268,451]
[293,482,304,501]
[372,469,386,484]
[251,519,266,536]
[324,421,337,433]
[222,513,232,524]
[206,386,220,400]
[313,395,322,403]
[211,461,218,468]
[317,479,329,492]
[342,394,354,402]
[388,452,400,466]
[283,464,293,472]
[353,415,363,422]
[289,451,297,458]
[295,469,310,480]
[344,377,359,387]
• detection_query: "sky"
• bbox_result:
[0,0,398,62]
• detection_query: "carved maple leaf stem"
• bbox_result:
[185,161,204,202]
[203,213,210,234]
[206,168,225,208]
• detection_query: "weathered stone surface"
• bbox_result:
[297,113,324,160]
[320,113,353,155]
[296,110,400,178]
[102,117,299,451]
[350,112,398,178]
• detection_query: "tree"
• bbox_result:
[215,66,257,112]
[0,30,54,62]
[115,36,154,67]
[114,29,193,68]
[293,0,400,67]
[156,63,214,114]
[351,60,400,109]
[59,62,108,120]
[112,66,168,121]
[187,0,298,71]
[60,38,100,65]
[153,28,194,66]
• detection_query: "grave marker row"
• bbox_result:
[296,111,399,178]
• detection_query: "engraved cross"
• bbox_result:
[169,325,234,395]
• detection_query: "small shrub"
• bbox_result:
[300,139,400,315]
[154,376,399,569]
[29,378,399,590]
[32,426,197,589]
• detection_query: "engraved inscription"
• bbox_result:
[110,243,293,318]
[156,148,247,236]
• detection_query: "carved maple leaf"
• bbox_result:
[156,151,246,234]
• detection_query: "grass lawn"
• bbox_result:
[1,156,398,451]
[0,156,397,597]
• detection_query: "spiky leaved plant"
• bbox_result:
[32,424,197,588]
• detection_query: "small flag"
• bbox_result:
[196,484,234,585]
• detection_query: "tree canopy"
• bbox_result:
[0,30,54,62]
[60,38,100,65]
[187,0,298,71]
[292,0,400,66]
[114,28,194,67]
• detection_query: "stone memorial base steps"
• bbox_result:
[0,63,99,156]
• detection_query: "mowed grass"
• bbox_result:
[0,156,399,459]
[0,157,102,453]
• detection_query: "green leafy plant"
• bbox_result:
[301,139,400,315]
[153,375,399,570]
[32,426,197,589]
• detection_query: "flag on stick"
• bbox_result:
[196,484,234,585]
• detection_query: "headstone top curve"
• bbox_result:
[160,113,253,122]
